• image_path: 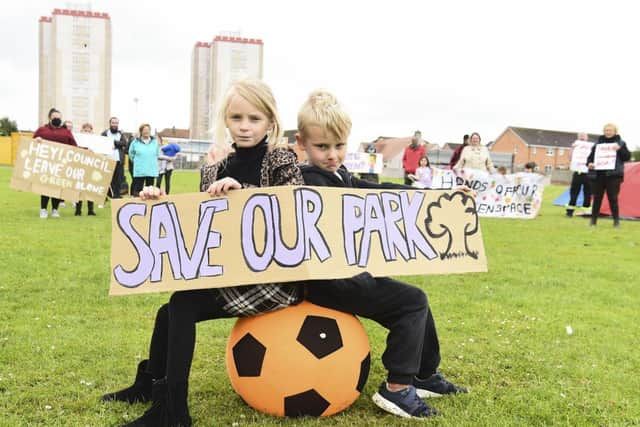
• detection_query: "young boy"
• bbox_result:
[296,90,467,419]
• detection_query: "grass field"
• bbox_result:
[1,166,639,426]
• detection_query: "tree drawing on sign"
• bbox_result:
[424,192,479,260]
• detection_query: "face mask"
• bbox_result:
[51,118,62,127]
[110,126,118,133]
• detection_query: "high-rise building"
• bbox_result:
[189,35,263,141]
[189,41,212,141]
[38,8,112,132]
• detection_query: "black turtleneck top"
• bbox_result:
[216,138,268,186]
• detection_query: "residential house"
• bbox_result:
[491,126,598,174]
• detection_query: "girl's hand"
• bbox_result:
[207,178,241,197]
[139,186,165,200]
[454,185,475,196]
[35,137,43,143]
[587,163,595,169]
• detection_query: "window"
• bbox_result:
[558,148,565,156]
[531,147,537,155]
[544,165,553,174]
[546,148,554,156]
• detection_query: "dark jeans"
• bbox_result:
[156,169,173,195]
[131,176,156,197]
[128,159,135,195]
[147,289,233,385]
[591,175,622,222]
[75,201,95,214]
[41,196,61,210]
[109,161,124,199]
[567,172,591,214]
[306,273,441,384]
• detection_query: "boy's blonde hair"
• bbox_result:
[297,90,352,142]
[213,79,283,155]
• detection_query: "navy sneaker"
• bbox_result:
[372,382,438,419]
[414,372,468,398]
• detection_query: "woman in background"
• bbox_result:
[586,123,631,227]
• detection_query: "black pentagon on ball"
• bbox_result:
[232,333,266,377]
[284,389,330,417]
[296,315,343,359]
[356,352,371,392]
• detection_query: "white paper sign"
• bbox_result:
[570,141,594,173]
[430,168,546,219]
[594,143,618,170]
[73,132,113,156]
[343,152,383,174]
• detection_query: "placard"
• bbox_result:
[110,186,487,295]
[10,137,115,203]
[594,143,618,170]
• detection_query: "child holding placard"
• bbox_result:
[297,90,467,419]
[102,80,304,427]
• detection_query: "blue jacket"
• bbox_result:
[129,137,159,177]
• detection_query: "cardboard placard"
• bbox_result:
[110,186,487,295]
[10,137,115,203]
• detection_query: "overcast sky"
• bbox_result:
[2,0,639,149]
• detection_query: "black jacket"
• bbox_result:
[101,129,128,162]
[300,164,411,189]
[586,135,631,179]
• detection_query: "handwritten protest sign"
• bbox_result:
[10,137,115,203]
[430,168,545,219]
[570,140,594,173]
[73,132,113,156]
[594,143,618,170]
[343,152,383,174]
[110,186,487,295]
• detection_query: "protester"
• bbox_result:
[586,123,631,227]
[156,140,181,195]
[524,162,537,173]
[103,79,304,427]
[454,132,495,173]
[402,130,426,185]
[409,155,433,188]
[297,90,467,419]
[566,132,593,217]
[33,108,77,218]
[102,117,127,199]
[73,123,96,216]
[128,124,159,196]
[448,134,469,169]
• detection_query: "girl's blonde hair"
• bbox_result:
[297,90,352,142]
[213,79,283,157]
[603,123,618,134]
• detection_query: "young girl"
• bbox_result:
[410,156,432,189]
[102,80,304,427]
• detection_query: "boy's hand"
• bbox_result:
[139,186,165,200]
[207,177,241,197]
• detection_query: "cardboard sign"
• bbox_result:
[73,132,114,156]
[343,152,383,174]
[430,168,545,219]
[110,186,487,295]
[10,137,116,203]
[594,143,618,170]
[570,141,594,173]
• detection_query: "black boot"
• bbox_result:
[613,218,620,228]
[122,378,192,427]
[102,360,153,404]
